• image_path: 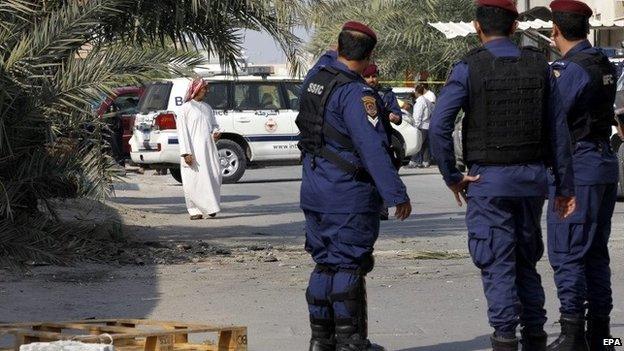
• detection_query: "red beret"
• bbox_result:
[476,0,518,16]
[550,0,593,17]
[342,21,377,42]
[362,64,378,77]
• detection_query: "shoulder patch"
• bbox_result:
[362,95,378,125]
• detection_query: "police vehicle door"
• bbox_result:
[232,82,295,160]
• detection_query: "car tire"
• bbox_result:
[611,134,622,154]
[391,133,406,162]
[170,167,182,184]
[217,139,247,184]
[618,144,624,200]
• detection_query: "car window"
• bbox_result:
[204,83,229,110]
[113,94,140,112]
[234,83,283,110]
[138,82,172,113]
[284,82,301,111]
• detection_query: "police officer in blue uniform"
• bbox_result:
[297,22,412,351]
[429,1,576,350]
[362,64,403,125]
[362,63,404,221]
[362,64,404,166]
[546,2,619,350]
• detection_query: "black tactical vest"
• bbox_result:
[566,52,617,142]
[463,47,550,165]
[296,66,365,175]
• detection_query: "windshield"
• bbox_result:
[138,82,172,114]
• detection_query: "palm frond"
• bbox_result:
[307,0,477,80]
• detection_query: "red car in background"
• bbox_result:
[97,86,144,158]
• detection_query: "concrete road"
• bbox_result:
[1,165,623,351]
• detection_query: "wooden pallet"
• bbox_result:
[0,319,247,351]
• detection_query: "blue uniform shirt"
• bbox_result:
[551,40,619,185]
[379,89,403,116]
[430,38,575,197]
[303,50,338,85]
[300,59,409,213]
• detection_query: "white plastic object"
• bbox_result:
[20,340,114,351]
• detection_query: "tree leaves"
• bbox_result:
[307,0,477,80]
[0,0,306,266]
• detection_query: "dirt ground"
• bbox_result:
[1,166,623,351]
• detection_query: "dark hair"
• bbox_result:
[338,30,376,61]
[421,82,430,90]
[552,12,590,41]
[475,6,518,37]
[415,85,425,95]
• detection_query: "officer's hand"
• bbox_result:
[394,201,412,221]
[554,196,576,219]
[448,175,481,207]
[389,113,401,124]
[184,154,194,166]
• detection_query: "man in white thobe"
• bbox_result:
[177,78,222,220]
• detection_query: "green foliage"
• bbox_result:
[0,0,305,266]
[307,0,478,80]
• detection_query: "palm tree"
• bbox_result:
[0,0,307,266]
[307,0,476,81]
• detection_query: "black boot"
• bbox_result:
[520,328,547,351]
[587,315,615,351]
[491,334,519,351]
[547,315,589,351]
[333,276,384,351]
[335,324,384,351]
[309,319,335,351]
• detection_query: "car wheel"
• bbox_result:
[217,139,247,184]
[391,133,406,161]
[611,134,622,154]
[618,144,624,200]
[170,168,182,184]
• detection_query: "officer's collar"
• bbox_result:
[483,37,514,49]
[331,60,365,82]
[563,40,593,59]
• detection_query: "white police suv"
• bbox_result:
[130,68,419,184]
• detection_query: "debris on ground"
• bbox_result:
[397,250,468,260]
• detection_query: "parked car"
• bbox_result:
[130,69,420,184]
[97,86,144,159]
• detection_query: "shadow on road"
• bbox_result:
[396,334,490,351]
[0,201,161,347]
[238,177,303,184]
[112,194,260,205]
[125,210,467,244]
